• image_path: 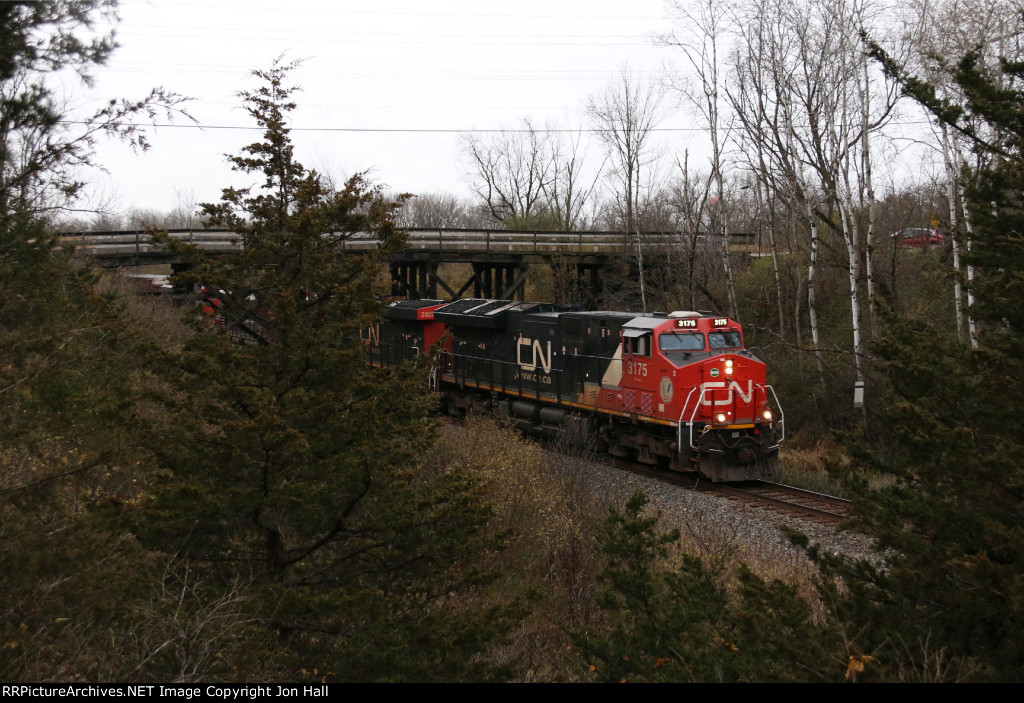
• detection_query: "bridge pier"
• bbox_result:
[390,260,437,299]
[391,258,530,301]
[580,263,604,307]
[469,262,528,300]
[549,261,605,308]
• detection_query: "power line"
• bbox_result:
[121,0,666,22]
[59,121,702,133]
[59,120,937,134]
[121,25,652,40]
[101,70,658,83]
[115,30,653,47]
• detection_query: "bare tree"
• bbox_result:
[169,187,199,230]
[661,0,740,320]
[669,150,715,310]
[398,192,480,229]
[461,118,554,226]
[586,66,666,234]
[541,128,605,231]
[586,66,667,311]
[727,0,829,385]
[725,0,789,337]
[726,0,904,406]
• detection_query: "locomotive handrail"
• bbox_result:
[678,388,696,453]
[441,351,563,400]
[755,383,785,445]
[678,386,718,452]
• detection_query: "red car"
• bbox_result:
[893,228,944,248]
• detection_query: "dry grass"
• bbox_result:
[774,435,853,496]
[418,417,607,681]
[421,417,861,680]
[775,433,896,495]
[98,271,195,351]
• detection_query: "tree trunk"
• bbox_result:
[806,209,827,390]
[952,136,979,348]
[942,124,966,341]
[838,200,866,395]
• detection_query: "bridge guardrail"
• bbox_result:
[61,228,758,261]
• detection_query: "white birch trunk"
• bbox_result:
[952,136,979,348]
[759,179,786,336]
[806,206,827,388]
[963,201,978,349]
[710,80,738,322]
[942,124,965,341]
[838,200,865,386]
[860,52,878,336]
[635,224,647,313]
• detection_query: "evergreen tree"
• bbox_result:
[1,0,187,445]
[576,492,838,682]
[2,0,186,438]
[134,60,508,681]
[1,1,226,681]
[820,48,1024,681]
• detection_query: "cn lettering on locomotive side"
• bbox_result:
[517,337,552,374]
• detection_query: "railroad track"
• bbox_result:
[705,480,852,525]
[605,459,852,527]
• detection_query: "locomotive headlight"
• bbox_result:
[725,359,734,375]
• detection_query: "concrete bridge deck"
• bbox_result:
[64,227,760,301]
[63,227,733,264]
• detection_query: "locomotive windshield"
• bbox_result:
[708,330,743,350]
[659,332,705,352]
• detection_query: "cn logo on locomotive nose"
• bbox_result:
[517,337,553,374]
[699,380,754,405]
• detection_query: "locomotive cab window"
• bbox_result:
[708,330,743,350]
[623,330,651,357]
[659,332,705,352]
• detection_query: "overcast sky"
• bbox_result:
[76,0,703,219]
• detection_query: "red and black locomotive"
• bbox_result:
[366,298,784,482]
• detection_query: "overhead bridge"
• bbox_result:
[64,227,756,301]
